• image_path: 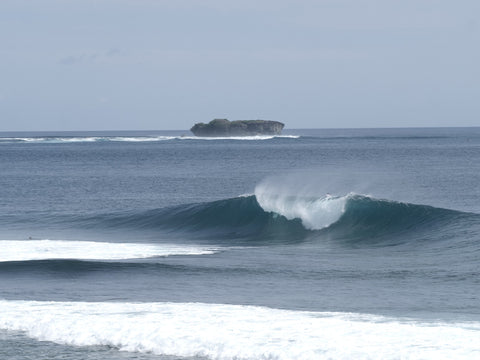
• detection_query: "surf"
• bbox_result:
[58,191,474,249]
[0,240,220,262]
[0,300,479,360]
[0,135,300,144]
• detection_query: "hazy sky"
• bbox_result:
[1,0,479,130]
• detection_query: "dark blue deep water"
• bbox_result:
[1,128,479,359]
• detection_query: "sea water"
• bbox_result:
[0,128,479,359]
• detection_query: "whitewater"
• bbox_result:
[0,240,220,262]
[0,134,299,144]
[1,127,479,360]
[1,300,479,360]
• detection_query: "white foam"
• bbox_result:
[1,136,172,143]
[0,137,102,143]
[0,300,478,359]
[0,240,219,262]
[0,135,299,143]
[54,137,100,142]
[255,182,347,230]
[109,136,175,142]
[181,135,300,141]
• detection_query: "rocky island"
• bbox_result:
[190,119,285,137]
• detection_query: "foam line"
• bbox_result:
[178,135,300,140]
[0,240,219,262]
[0,135,299,143]
[0,300,479,359]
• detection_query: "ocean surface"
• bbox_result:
[0,127,479,359]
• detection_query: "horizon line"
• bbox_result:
[1,125,479,133]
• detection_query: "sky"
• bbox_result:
[0,0,479,131]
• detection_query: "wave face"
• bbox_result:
[325,195,464,241]
[91,195,308,242]
[1,300,479,360]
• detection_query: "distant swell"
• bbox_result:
[0,135,299,143]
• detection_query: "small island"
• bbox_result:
[190,119,285,137]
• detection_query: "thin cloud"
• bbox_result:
[59,55,83,65]
[59,49,122,65]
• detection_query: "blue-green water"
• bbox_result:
[1,128,479,359]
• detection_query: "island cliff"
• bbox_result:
[190,119,285,137]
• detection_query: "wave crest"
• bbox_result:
[19,189,472,246]
[83,193,469,246]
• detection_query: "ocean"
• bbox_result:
[0,127,479,359]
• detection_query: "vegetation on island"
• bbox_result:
[190,119,285,137]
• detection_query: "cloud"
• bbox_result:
[59,49,122,65]
[106,48,121,57]
[59,55,83,65]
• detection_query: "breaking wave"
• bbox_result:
[3,179,475,246]
[62,191,474,247]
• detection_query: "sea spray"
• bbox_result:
[255,181,348,230]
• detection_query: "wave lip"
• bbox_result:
[0,240,219,262]
[1,300,479,359]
